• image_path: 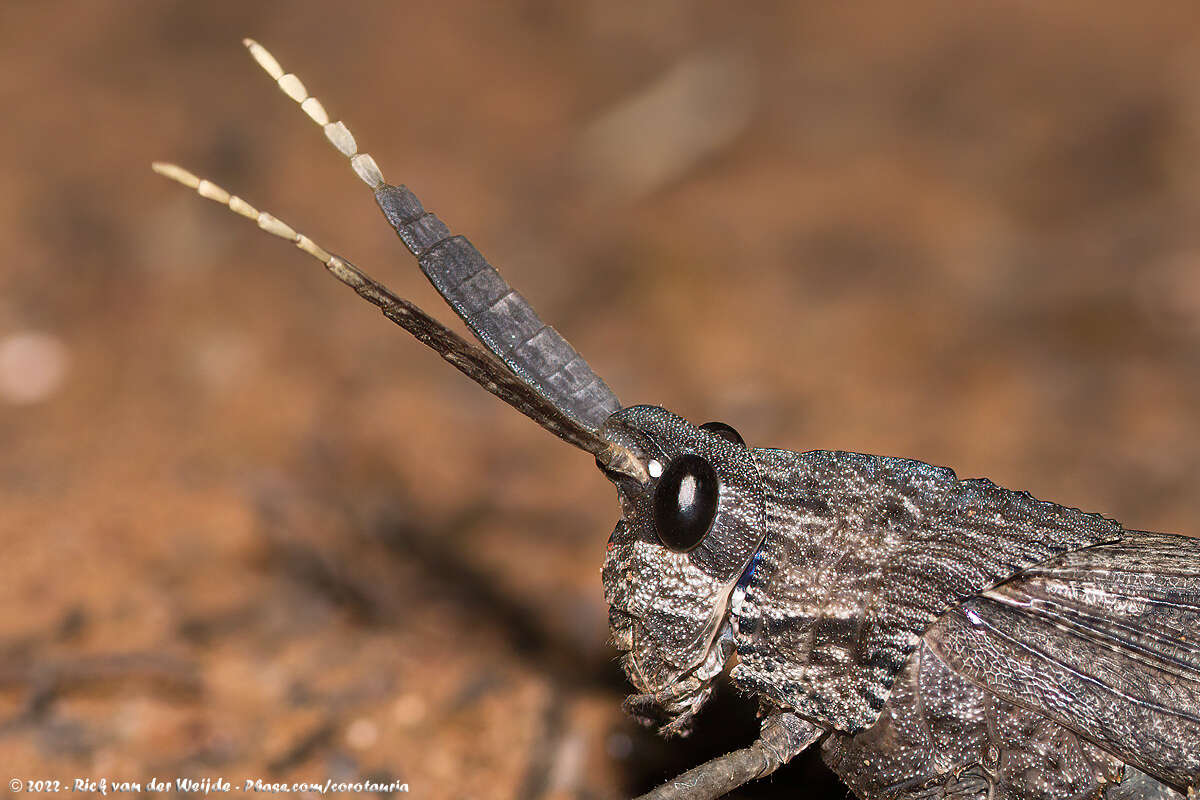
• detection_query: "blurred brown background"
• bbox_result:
[4,2,1200,798]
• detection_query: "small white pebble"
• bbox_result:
[0,331,69,404]
[345,717,378,750]
[392,693,427,727]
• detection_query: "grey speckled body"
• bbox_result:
[821,530,1200,798]
[159,41,1200,800]
[600,406,1200,799]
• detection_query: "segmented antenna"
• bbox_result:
[240,39,623,434]
[152,162,339,263]
[149,161,640,471]
[243,38,384,190]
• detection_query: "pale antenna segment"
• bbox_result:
[243,38,384,190]
[151,162,373,295]
[149,161,636,465]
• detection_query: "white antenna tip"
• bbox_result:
[244,38,285,81]
[152,161,200,189]
[351,154,384,188]
[323,121,358,157]
[239,39,385,192]
[155,163,346,276]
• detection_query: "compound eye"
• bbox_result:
[700,421,745,447]
[652,454,719,552]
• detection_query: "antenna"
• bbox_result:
[151,160,639,480]
[239,39,623,434]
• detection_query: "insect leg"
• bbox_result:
[633,711,822,800]
[242,39,622,433]
[1106,768,1188,799]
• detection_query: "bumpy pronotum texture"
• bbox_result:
[158,39,1200,800]
[599,409,1198,798]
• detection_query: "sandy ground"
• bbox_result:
[4,2,1200,797]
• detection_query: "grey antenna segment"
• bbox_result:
[149,162,640,472]
[244,39,622,433]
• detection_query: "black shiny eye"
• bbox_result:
[652,454,719,553]
[699,421,745,447]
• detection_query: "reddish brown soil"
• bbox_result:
[3,2,1200,797]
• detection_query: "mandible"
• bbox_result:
[155,40,1200,800]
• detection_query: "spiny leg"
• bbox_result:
[634,711,823,800]
[241,39,623,433]
[150,162,622,461]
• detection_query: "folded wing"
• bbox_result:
[926,531,1200,795]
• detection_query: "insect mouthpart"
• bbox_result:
[603,567,737,736]
[594,439,650,484]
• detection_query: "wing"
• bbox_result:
[823,640,1128,800]
[733,449,1121,733]
[925,530,1200,795]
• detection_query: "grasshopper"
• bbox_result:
[156,40,1200,800]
